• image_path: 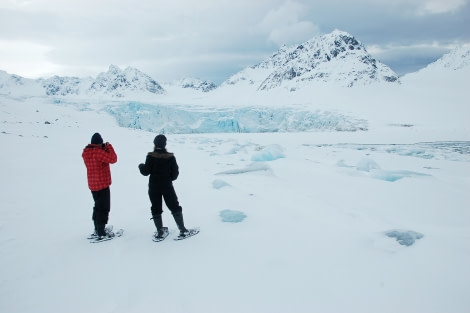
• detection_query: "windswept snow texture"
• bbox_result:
[105,102,368,133]
[219,210,247,223]
[386,230,424,246]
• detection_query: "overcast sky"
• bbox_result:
[0,0,469,84]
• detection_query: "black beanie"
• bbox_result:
[91,133,103,145]
[153,134,167,149]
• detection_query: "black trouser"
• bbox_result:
[148,184,182,216]
[91,187,111,225]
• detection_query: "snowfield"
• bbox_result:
[1,48,470,313]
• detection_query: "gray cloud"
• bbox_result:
[0,0,468,83]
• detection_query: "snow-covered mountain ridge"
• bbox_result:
[37,65,166,98]
[0,65,218,99]
[1,31,469,100]
[222,30,399,90]
[0,65,165,98]
[162,78,217,92]
[400,45,470,85]
[426,45,470,71]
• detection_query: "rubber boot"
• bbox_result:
[173,212,188,235]
[152,215,164,237]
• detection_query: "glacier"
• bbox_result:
[104,101,368,133]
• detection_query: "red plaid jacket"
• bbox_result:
[82,143,117,191]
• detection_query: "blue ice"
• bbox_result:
[251,144,285,162]
[104,101,368,133]
[385,230,424,246]
[219,210,247,223]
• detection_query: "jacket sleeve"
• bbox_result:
[96,144,117,164]
[170,156,179,181]
[138,155,151,176]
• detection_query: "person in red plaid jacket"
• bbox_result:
[82,133,117,239]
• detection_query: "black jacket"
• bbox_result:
[139,150,179,187]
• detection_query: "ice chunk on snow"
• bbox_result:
[212,179,230,189]
[251,144,285,162]
[356,158,381,172]
[216,163,271,175]
[219,210,247,223]
[355,159,430,182]
[385,230,424,246]
[372,170,430,182]
[371,170,405,182]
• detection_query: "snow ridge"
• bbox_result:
[425,46,470,71]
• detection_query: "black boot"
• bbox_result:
[173,212,188,235]
[93,220,99,235]
[152,215,165,237]
[96,223,107,237]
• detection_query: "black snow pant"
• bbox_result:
[148,184,182,216]
[91,187,111,226]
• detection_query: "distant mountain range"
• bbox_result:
[0,30,469,99]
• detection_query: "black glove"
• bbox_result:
[138,163,149,176]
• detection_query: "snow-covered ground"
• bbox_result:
[1,62,469,312]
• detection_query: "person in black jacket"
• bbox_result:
[138,134,189,240]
